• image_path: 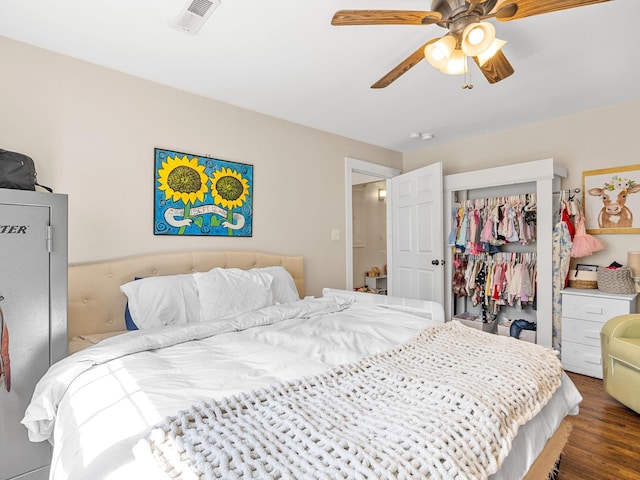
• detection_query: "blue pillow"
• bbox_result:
[124,277,142,330]
[124,303,138,330]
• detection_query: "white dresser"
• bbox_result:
[561,288,637,379]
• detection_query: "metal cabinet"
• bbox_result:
[0,189,67,480]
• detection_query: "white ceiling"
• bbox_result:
[0,0,637,153]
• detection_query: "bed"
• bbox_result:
[22,250,582,480]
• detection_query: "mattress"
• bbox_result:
[23,295,581,480]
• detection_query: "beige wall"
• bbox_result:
[0,36,402,297]
[3,33,638,297]
[403,99,640,272]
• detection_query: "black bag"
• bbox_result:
[0,149,52,192]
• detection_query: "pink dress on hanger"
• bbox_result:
[571,215,605,258]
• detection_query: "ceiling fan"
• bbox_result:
[331,0,612,88]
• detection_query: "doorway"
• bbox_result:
[352,178,388,292]
[344,158,400,291]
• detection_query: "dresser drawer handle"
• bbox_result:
[584,305,603,315]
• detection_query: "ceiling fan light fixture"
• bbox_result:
[461,22,496,57]
[476,37,507,67]
[440,49,468,75]
[424,35,456,69]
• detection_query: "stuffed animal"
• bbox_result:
[355,286,376,293]
[368,267,382,277]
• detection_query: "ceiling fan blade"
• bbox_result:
[371,39,438,89]
[494,0,611,21]
[332,10,442,26]
[472,50,515,84]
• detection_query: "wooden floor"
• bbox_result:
[556,372,640,480]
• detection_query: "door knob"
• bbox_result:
[431,259,439,266]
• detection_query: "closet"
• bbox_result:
[443,158,567,348]
[0,189,67,480]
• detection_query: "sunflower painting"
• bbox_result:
[154,148,253,236]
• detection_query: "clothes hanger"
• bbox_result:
[524,193,537,211]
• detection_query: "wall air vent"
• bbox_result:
[170,0,221,35]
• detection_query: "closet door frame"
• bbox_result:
[443,158,567,348]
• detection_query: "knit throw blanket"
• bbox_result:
[144,321,562,480]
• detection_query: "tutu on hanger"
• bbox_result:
[571,214,605,258]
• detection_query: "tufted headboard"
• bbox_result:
[67,251,304,353]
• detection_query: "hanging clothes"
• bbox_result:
[452,254,468,297]
[561,203,576,239]
[456,206,469,249]
[449,193,541,324]
[480,205,495,243]
[552,219,572,352]
[571,213,605,258]
[453,252,537,316]
[447,194,537,253]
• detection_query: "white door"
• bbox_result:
[387,162,444,302]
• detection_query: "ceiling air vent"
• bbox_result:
[170,0,221,35]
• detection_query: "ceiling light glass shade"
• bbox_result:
[461,22,496,57]
[476,37,507,66]
[424,35,456,69]
[439,49,468,75]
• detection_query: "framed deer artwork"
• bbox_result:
[583,164,640,234]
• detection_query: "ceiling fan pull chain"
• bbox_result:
[462,56,473,90]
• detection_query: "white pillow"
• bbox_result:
[120,273,200,330]
[194,268,274,323]
[251,266,300,304]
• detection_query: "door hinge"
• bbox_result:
[46,225,53,253]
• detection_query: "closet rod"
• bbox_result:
[553,188,580,195]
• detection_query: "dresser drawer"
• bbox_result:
[561,294,632,323]
[561,317,603,347]
[562,340,603,378]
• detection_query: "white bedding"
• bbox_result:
[23,295,582,480]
